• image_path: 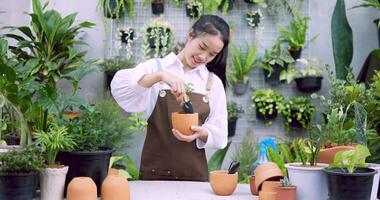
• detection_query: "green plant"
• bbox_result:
[229,42,259,84]
[109,155,139,180]
[227,101,244,121]
[141,17,174,59]
[251,89,283,126]
[98,0,134,19]
[231,130,258,183]
[329,144,370,173]
[0,147,44,173]
[279,12,315,51]
[245,0,267,8]
[261,42,295,77]
[267,146,287,176]
[181,83,194,114]
[279,176,293,187]
[218,0,234,14]
[186,0,203,18]
[34,122,76,166]
[278,97,314,135]
[280,58,324,83]
[331,0,353,80]
[208,140,232,172]
[100,57,135,74]
[115,27,135,59]
[353,0,380,26]
[246,9,263,28]
[128,112,148,133]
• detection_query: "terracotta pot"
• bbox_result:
[108,168,119,176]
[209,170,238,196]
[254,162,284,191]
[67,177,97,200]
[40,166,69,200]
[63,111,81,120]
[276,186,297,200]
[261,181,280,192]
[101,175,130,200]
[171,112,199,136]
[259,191,277,200]
[317,146,355,164]
[249,175,258,195]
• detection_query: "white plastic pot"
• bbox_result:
[368,163,380,200]
[285,163,328,200]
[40,166,69,200]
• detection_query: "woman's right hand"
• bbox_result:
[158,70,185,102]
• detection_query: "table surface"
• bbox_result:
[129,180,259,200]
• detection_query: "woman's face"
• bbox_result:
[182,32,224,69]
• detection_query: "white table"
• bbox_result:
[129,180,259,200]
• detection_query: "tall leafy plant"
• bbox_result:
[331,0,353,80]
[229,42,259,84]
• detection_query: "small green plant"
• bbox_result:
[186,0,203,18]
[128,112,148,132]
[245,0,267,8]
[329,144,370,173]
[100,57,135,74]
[278,97,314,135]
[280,176,293,187]
[251,89,283,126]
[181,83,194,114]
[99,0,134,19]
[0,147,44,173]
[229,42,260,85]
[280,58,324,83]
[109,155,139,180]
[34,122,77,166]
[261,42,295,77]
[227,101,244,121]
[246,9,263,28]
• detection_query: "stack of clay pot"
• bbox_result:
[253,162,284,200]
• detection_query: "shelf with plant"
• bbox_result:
[279,12,316,60]
[260,42,295,85]
[246,9,263,29]
[251,89,283,126]
[229,42,261,95]
[227,101,244,137]
[186,0,202,18]
[278,97,314,135]
[99,0,134,19]
[141,17,174,59]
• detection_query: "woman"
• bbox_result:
[111,15,229,181]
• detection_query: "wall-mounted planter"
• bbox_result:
[120,29,134,44]
[256,106,278,122]
[295,76,323,93]
[263,64,288,85]
[185,3,201,18]
[228,118,237,137]
[103,0,123,19]
[152,2,164,15]
[289,109,310,129]
[147,27,170,49]
[288,48,302,60]
[233,81,249,95]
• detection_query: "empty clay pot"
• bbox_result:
[276,186,297,200]
[67,177,97,200]
[101,175,130,200]
[249,175,258,195]
[317,146,355,164]
[171,112,199,135]
[259,191,277,200]
[209,170,238,196]
[261,181,280,192]
[254,162,284,191]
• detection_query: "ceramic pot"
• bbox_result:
[101,175,130,200]
[40,166,69,200]
[171,112,198,135]
[209,170,238,196]
[254,162,283,191]
[317,146,355,164]
[249,175,258,195]
[67,177,97,200]
[276,186,297,200]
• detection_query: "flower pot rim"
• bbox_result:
[320,145,355,151]
[172,112,199,116]
[210,170,237,176]
[285,162,328,170]
[0,171,38,176]
[323,167,378,176]
[294,76,323,80]
[277,185,297,190]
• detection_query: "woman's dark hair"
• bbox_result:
[191,15,230,88]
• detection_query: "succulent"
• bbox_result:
[182,83,194,114]
[280,176,293,187]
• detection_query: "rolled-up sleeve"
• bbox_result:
[196,77,228,149]
[110,59,156,113]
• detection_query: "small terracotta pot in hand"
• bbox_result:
[209,170,238,196]
[171,112,198,135]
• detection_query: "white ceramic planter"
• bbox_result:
[285,163,328,200]
[369,163,380,200]
[40,166,69,200]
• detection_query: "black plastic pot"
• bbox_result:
[185,3,200,18]
[147,27,169,49]
[0,172,38,200]
[289,48,302,60]
[244,0,255,3]
[120,29,134,44]
[289,109,309,129]
[228,119,237,137]
[263,64,288,85]
[295,76,323,93]
[324,168,377,200]
[233,81,249,95]
[103,0,123,19]
[256,106,278,122]
[56,148,114,197]
[152,2,164,15]
[105,72,115,91]
[4,133,20,145]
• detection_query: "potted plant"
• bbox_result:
[217,0,234,14]
[261,42,295,85]
[99,57,135,90]
[229,42,261,95]
[276,176,296,200]
[278,97,315,135]
[34,122,77,200]
[144,0,165,14]
[227,101,244,137]
[0,147,44,200]
[246,9,263,28]
[185,0,202,18]
[172,83,198,136]
[99,0,134,19]
[244,0,267,8]
[323,145,377,200]
[141,17,174,59]
[279,12,315,60]
[251,89,283,126]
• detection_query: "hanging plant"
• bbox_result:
[186,0,202,18]
[115,27,135,60]
[99,0,134,19]
[246,9,263,28]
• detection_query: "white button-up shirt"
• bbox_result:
[111,52,228,149]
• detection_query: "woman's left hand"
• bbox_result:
[171,126,208,143]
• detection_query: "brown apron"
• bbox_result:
[139,59,213,182]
